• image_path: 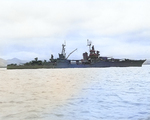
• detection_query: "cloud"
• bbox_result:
[0,0,150,39]
[0,0,150,60]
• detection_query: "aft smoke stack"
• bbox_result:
[83,52,88,62]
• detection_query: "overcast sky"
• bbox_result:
[0,0,150,60]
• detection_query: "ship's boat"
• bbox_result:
[7,40,146,69]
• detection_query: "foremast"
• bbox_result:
[59,42,66,59]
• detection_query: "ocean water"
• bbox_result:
[0,66,150,120]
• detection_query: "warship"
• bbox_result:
[7,40,146,69]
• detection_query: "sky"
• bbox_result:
[0,0,150,61]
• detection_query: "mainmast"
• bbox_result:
[86,39,100,59]
[87,39,92,51]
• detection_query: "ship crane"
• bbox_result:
[66,48,77,59]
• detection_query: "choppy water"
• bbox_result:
[0,66,150,120]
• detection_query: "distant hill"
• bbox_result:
[7,58,28,65]
[143,59,150,65]
[0,58,28,67]
[0,58,7,67]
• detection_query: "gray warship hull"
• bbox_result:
[7,59,146,69]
